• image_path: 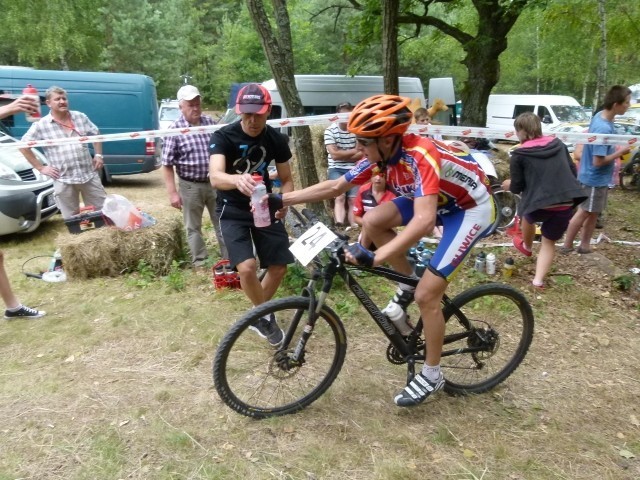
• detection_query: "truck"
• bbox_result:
[486,94,588,131]
[0,67,161,183]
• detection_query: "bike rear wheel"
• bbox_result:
[441,283,534,395]
[213,296,347,418]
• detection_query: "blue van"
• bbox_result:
[0,67,161,183]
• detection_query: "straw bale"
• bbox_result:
[57,212,184,280]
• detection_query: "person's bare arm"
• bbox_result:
[19,147,60,179]
[0,96,38,119]
[162,165,182,209]
[593,145,631,167]
[92,141,104,170]
[282,175,353,206]
[273,161,293,219]
[210,154,256,196]
[326,144,364,162]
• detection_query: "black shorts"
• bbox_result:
[524,206,573,241]
[217,202,294,269]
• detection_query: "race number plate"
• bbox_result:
[289,222,337,266]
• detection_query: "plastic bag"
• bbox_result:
[101,194,144,231]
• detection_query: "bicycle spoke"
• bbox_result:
[214,297,347,418]
[441,284,534,394]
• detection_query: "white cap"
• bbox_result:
[177,85,200,101]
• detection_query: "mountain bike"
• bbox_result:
[213,210,534,419]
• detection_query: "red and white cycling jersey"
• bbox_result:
[344,134,492,213]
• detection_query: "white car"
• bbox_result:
[158,100,180,130]
[0,131,58,235]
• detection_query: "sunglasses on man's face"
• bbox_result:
[355,137,376,147]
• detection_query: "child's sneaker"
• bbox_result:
[4,305,46,319]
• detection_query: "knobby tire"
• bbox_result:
[213,296,347,419]
[440,283,534,395]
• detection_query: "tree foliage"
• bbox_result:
[0,0,638,116]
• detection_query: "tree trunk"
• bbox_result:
[459,37,505,127]
[382,0,399,95]
[595,0,607,106]
[396,0,530,128]
[245,0,322,216]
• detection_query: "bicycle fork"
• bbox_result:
[285,278,329,365]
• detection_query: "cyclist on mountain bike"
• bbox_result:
[268,95,495,406]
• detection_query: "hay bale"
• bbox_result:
[58,212,184,280]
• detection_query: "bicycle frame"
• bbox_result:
[290,248,485,379]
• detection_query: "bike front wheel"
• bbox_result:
[488,188,520,234]
[441,283,534,395]
[213,296,347,418]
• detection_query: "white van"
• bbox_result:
[219,75,425,124]
[486,94,588,131]
[264,75,425,119]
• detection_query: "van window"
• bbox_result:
[159,105,180,123]
[304,106,333,116]
[513,104,535,118]
[268,105,282,120]
[73,92,143,128]
[537,106,552,124]
[553,105,588,123]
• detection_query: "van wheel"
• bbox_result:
[100,167,112,185]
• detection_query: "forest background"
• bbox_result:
[1,0,638,116]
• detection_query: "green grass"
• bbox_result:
[1,173,639,479]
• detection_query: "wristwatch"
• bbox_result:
[95,154,103,158]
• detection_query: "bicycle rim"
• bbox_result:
[492,190,520,231]
[441,283,534,395]
[213,296,347,418]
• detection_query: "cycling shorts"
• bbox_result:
[393,196,495,281]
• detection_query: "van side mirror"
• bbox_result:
[542,115,552,124]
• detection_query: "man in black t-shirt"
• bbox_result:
[209,84,294,347]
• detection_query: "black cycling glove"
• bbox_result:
[347,242,375,268]
[267,193,284,214]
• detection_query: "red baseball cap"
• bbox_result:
[235,84,272,115]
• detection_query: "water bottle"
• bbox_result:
[503,257,515,278]
[251,173,271,227]
[382,302,413,336]
[420,248,433,264]
[22,84,41,122]
[486,252,496,275]
[49,249,62,272]
[474,251,486,273]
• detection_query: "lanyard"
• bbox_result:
[53,115,81,136]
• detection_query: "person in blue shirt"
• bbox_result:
[561,85,631,254]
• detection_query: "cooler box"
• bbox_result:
[65,209,113,234]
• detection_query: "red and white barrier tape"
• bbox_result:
[3,112,639,149]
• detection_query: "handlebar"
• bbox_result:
[300,208,318,224]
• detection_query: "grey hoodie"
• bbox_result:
[509,137,587,216]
